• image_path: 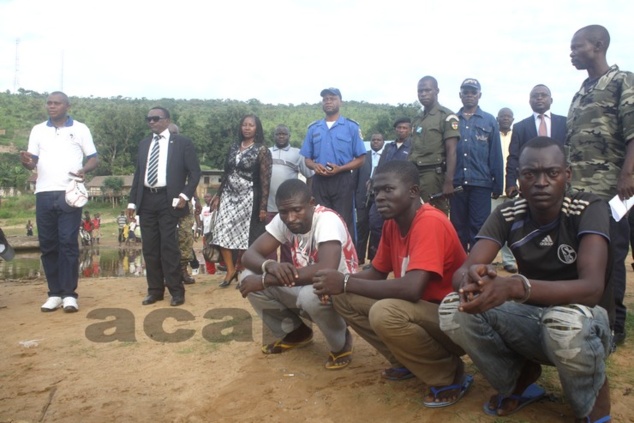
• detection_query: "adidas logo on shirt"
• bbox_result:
[539,235,554,247]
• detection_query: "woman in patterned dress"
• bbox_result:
[212,114,272,287]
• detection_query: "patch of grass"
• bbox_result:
[116,342,139,348]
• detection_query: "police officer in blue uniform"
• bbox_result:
[300,88,367,238]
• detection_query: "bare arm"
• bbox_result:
[20,151,37,171]
[313,267,431,303]
[73,156,99,178]
[442,137,458,196]
[239,239,343,297]
[456,234,608,314]
[617,138,634,200]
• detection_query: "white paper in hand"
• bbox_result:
[608,194,634,222]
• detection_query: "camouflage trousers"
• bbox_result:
[178,214,194,268]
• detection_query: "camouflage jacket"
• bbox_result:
[566,65,634,201]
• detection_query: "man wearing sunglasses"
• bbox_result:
[128,107,201,307]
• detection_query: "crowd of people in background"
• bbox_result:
[10,24,631,423]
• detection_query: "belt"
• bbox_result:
[415,163,442,170]
[144,186,167,193]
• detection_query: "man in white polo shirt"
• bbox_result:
[21,91,98,313]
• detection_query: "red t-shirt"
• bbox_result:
[372,204,466,303]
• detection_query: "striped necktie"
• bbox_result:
[147,135,161,186]
[538,114,548,137]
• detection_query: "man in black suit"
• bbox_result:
[127,107,201,306]
[505,85,567,197]
[353,134,383,264]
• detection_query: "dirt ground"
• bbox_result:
[0,244,633,422]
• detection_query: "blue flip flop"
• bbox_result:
[483,383,546,416]
[587,417,611,423]
[381,367,415,381]
[423,374,474,408]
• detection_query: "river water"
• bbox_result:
[0,247,208,280]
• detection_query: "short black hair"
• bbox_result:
[418,75,438,89]
[274,124,290,136]
[530,84,552,96]
[150,106,170,119]
[276,179,311,204]
[519,136,566,165]
[49,91,70,105]
[577,25,610,50]
[374,160,419,187]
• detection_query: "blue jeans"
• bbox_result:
[36,191,82,298]
[450,185,492,252]
[439,293,611,418]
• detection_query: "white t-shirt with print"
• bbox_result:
[266,205,358,274]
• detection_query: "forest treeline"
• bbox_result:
[0,89,421,188]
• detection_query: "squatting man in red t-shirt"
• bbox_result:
[313,160,472,408]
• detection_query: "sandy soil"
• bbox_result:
[0,250,632,423]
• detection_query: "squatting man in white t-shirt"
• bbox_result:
[239,179,358,370]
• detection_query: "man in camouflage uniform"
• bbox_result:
[408,76,460,214]
[169,123,201,285]
[567,24,634,349]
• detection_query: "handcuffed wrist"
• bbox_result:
[261,259,275,274]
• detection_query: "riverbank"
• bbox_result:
[0,269,632,422]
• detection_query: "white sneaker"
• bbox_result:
[41,296,63,312]
[62,297,79,313]
[191,268,199,276]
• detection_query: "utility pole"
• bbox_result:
[60,50,64,91]
[13,38,20,92]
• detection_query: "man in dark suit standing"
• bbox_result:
[127,107,201,306]
[353,133,384,264]
[505,85,567,198]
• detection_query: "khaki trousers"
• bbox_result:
[333,293,464,386]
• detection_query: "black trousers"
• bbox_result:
[612,213,629,333]
[138,190,183,297]
[312,172,355,238]
[355,206,369,263]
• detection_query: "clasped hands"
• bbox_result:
[238,262,299,298]
[457,264,517,314]
[312,269,345,305]
[313,162,339,177]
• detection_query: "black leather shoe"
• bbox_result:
[170,296,185,306]
[219,271,238,288]
[183,274,195,284]
[142,295,164,305]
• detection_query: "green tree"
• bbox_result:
[89,103,147,175]
[102,176,125,207]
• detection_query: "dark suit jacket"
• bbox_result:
[129,133,201,217]
[506,113,567,189]
[353,150,373,209]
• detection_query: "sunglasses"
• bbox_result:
[145,116,165,123]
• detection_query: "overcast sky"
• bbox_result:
[1,0,633,121]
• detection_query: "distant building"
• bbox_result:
[26,169,224,200]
